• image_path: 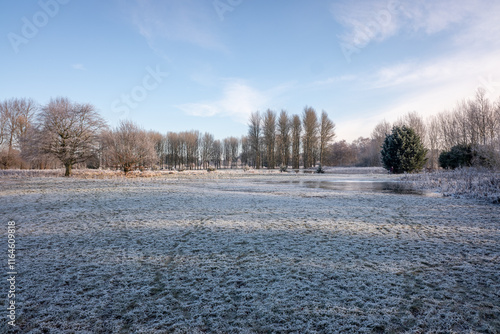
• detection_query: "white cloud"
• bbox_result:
[332,0,497,49]
[177,80,270,123]
[370,48,500,92]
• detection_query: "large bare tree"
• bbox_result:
[38,97,106,176]
[319,110,336,166]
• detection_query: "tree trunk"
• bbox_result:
[64,163,72,177]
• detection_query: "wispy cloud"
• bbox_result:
[332,0,493,49]
[128,0,226,52]
[335,49,500,142]
[177,80,272,123]
[309,75,357,88]
[370,49,500,91]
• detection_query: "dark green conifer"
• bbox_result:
[381,126,427,174]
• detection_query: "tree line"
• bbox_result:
[1,88,499,176]
[326,88,500,170]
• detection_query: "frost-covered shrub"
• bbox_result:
[402,167,500,203]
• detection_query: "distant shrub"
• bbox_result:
[439,144,473,169]
[207,167,216,172]
[315,164,325,174]
[279,164,287,173]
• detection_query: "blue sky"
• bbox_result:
[1,0,500,141]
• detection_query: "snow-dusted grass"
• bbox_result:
[402,168,500,204]
[1,174,499,333]
[0,166,388,179]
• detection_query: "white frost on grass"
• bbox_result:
[403,167,500,204]
[0,173,499,333]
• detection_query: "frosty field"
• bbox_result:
[1,172,499,333]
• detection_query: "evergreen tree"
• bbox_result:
[381,126,427,174]
[439,144,473,169]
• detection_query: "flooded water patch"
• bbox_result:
[265,179,436,196]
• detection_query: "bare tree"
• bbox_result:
[201,132,214,168]
[395,111,426,146]
[0,107,5,147]
[291,114,302,169]
[319,110,336,166]
[0,98,38,168]
[426,115,441,170]
[38,97,106,176]
[352,137,373,166]
[212,139,222,169]
[240,135,250,167]
[19,125,58,169]
[276,110,291,168]
[329,140,357,166]
[262,109,277,169]
[149,131,164,169]
[302,106,318,168]
[229,136,239,168]
[223,137,232,168]
[103,120,156,174]
[166,132,181,169]
[183,130,200,170]
[436,89,499,152]
[370,120,392,166]
[248,111,262,169]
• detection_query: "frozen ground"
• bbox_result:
[1,173,499,333]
